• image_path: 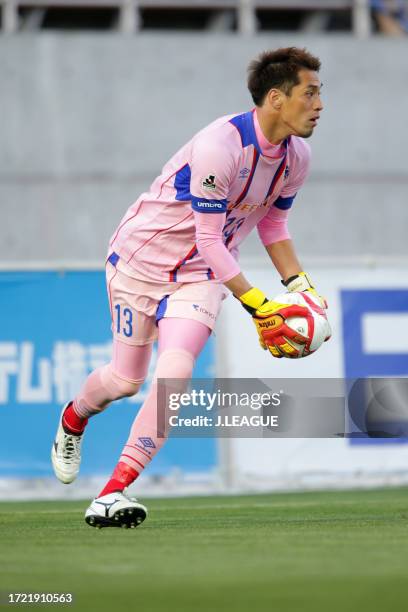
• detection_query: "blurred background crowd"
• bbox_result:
[2,0,408,35]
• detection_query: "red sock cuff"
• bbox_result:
[62,402,88,435]
[98,462,139,498]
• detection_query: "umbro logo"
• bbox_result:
[239,167,250,178]
[138,437,156,450]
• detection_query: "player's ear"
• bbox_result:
[266,88,284,110]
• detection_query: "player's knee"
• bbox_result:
[100,364,144,400]
[114,376,142,399]
[154,350,196,411]
[154,349,195,380]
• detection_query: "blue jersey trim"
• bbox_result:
[235,150,260,205]
[174,164,192,201]
[273,194,296,210]
[263,139,289,201]
[156,295,169,325]
[229,112,261,155]
[107,252,120,267]
[191,196,228,213]
[169,245,199,282]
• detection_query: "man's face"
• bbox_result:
[279,69,323,138]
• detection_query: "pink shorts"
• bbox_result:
[106,256,227,345]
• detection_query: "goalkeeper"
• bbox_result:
[51,47,327,528]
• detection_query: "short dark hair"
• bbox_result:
[247,47,321,106]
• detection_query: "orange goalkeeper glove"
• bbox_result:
[238,287,312,358]
[282,272,327,309]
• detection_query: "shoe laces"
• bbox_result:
[62,432,82,462]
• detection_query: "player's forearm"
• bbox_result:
[193,210,243,284]
[223,272,252,298]
[265,239,302,282]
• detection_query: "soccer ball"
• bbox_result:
[273,291,331,358]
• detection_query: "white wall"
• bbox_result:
[1,34,407,262]
[216,263,408,490]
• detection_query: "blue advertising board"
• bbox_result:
[0,271,216,477]
[341,288,408,445]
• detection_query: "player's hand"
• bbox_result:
[253,299,313,358]
[238,288,311,358]
[282,272,327,309]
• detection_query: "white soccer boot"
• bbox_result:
[51,403,84,484]
[85,491,148,529]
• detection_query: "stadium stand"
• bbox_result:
[1,0,373,35]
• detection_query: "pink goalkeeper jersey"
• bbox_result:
[109,109,311,283]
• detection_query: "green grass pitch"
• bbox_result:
[1,488,408,612]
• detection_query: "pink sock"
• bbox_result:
[72,341,152,419]
[98,318,210,493]
[118,348,195,473]
[157,318,211,357]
